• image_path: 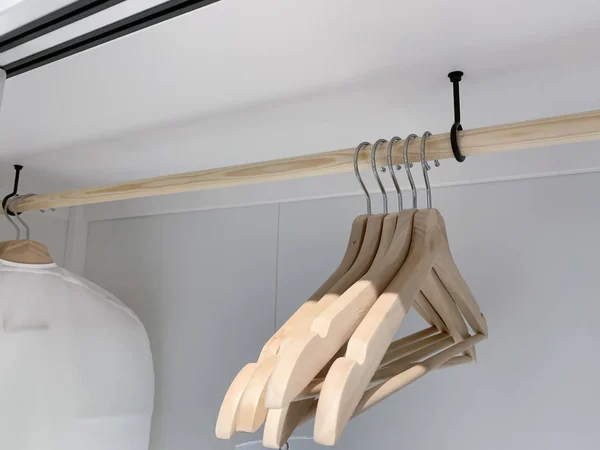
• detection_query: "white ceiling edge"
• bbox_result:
[0,0,27,15]
[0,0,74,34]
[0,0,169,65]
[2,0,600,158]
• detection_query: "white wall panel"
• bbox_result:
[276,171,600,449]
[81,170,600,450]
[84,205,279,450]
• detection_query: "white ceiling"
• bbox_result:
[1,0,600,193]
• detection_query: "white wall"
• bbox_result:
[79,169,600,450]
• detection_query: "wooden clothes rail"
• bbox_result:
[9,109,600,213]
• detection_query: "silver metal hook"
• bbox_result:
[387,136,403,211]
[403,134,419,209]
[354,141,372,215]
[3,196,22,239]
[10,194,35,240]
[420,131,434,209]
[370,139,388,214]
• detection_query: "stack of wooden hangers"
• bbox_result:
[216,133,488,447]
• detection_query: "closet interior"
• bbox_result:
[1,1,599,450]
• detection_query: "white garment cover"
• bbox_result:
[0,259,154,450]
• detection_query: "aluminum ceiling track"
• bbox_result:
[0,0,221,78]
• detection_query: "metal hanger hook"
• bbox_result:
[370,139,388,214]
[9,194,35,240]
[3,196,22,239]
[354,141,372,215]
[387,136,403,211]
[403,134,418,209]
[420,131,434,209]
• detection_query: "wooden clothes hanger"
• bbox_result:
[234,140,402,434]
[219,134,487,445]
[217,142,387,437]
[263,332,482,449]
[264,135,457,409]
[235,138,437,435]
[262,327,475,448]
[312,132,487,445]
[0,192,53,265]
[261,136,471,445]
[260,136,450,445]
[215,214,369,438]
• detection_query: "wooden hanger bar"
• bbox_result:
[7,109,600,213]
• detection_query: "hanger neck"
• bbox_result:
[0,240,54,264]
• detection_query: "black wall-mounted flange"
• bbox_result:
[448,71,465,162]
[2,165,23,216]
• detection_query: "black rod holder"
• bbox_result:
[448,71,465,162]
[2,165,23,216]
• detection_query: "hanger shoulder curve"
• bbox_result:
[215,363,259,439]
[0,240,53,264]
[260,214,369,361]
[265,211,415,408]
[313,209,445,444]
[231,215,369,433]
[369,213,398,269]
[433,213,488,336]
[420,270,475,359]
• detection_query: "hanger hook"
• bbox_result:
[387,137,403,211]
[420,131,434,209]
[3,195,21,239]
[9,194,35,240]
[403,134,418,209]
[354,142,372,215]
[370,139,388,214]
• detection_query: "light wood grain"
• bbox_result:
[260,215,369,361]
[353,333,486,415]
[413,291,448,332]
[0,240,54,264]
[215,363,258,439]
[263,399,316,449]
[379,332,451,367]
[9,109,600,212]
[433,214,488,336]
[265,211,416,408]
[235,214,383,432]
[264,333,461,448]
[420,271,475,359]
[370,214,398,269]
[221,216,368,435]
[381,326,438,354]
[313,210,445,445]
[295,329,446,400]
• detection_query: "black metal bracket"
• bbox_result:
[2,165,23,216]
[448,71,465,162]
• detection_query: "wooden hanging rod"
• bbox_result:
[10,109,600,213]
